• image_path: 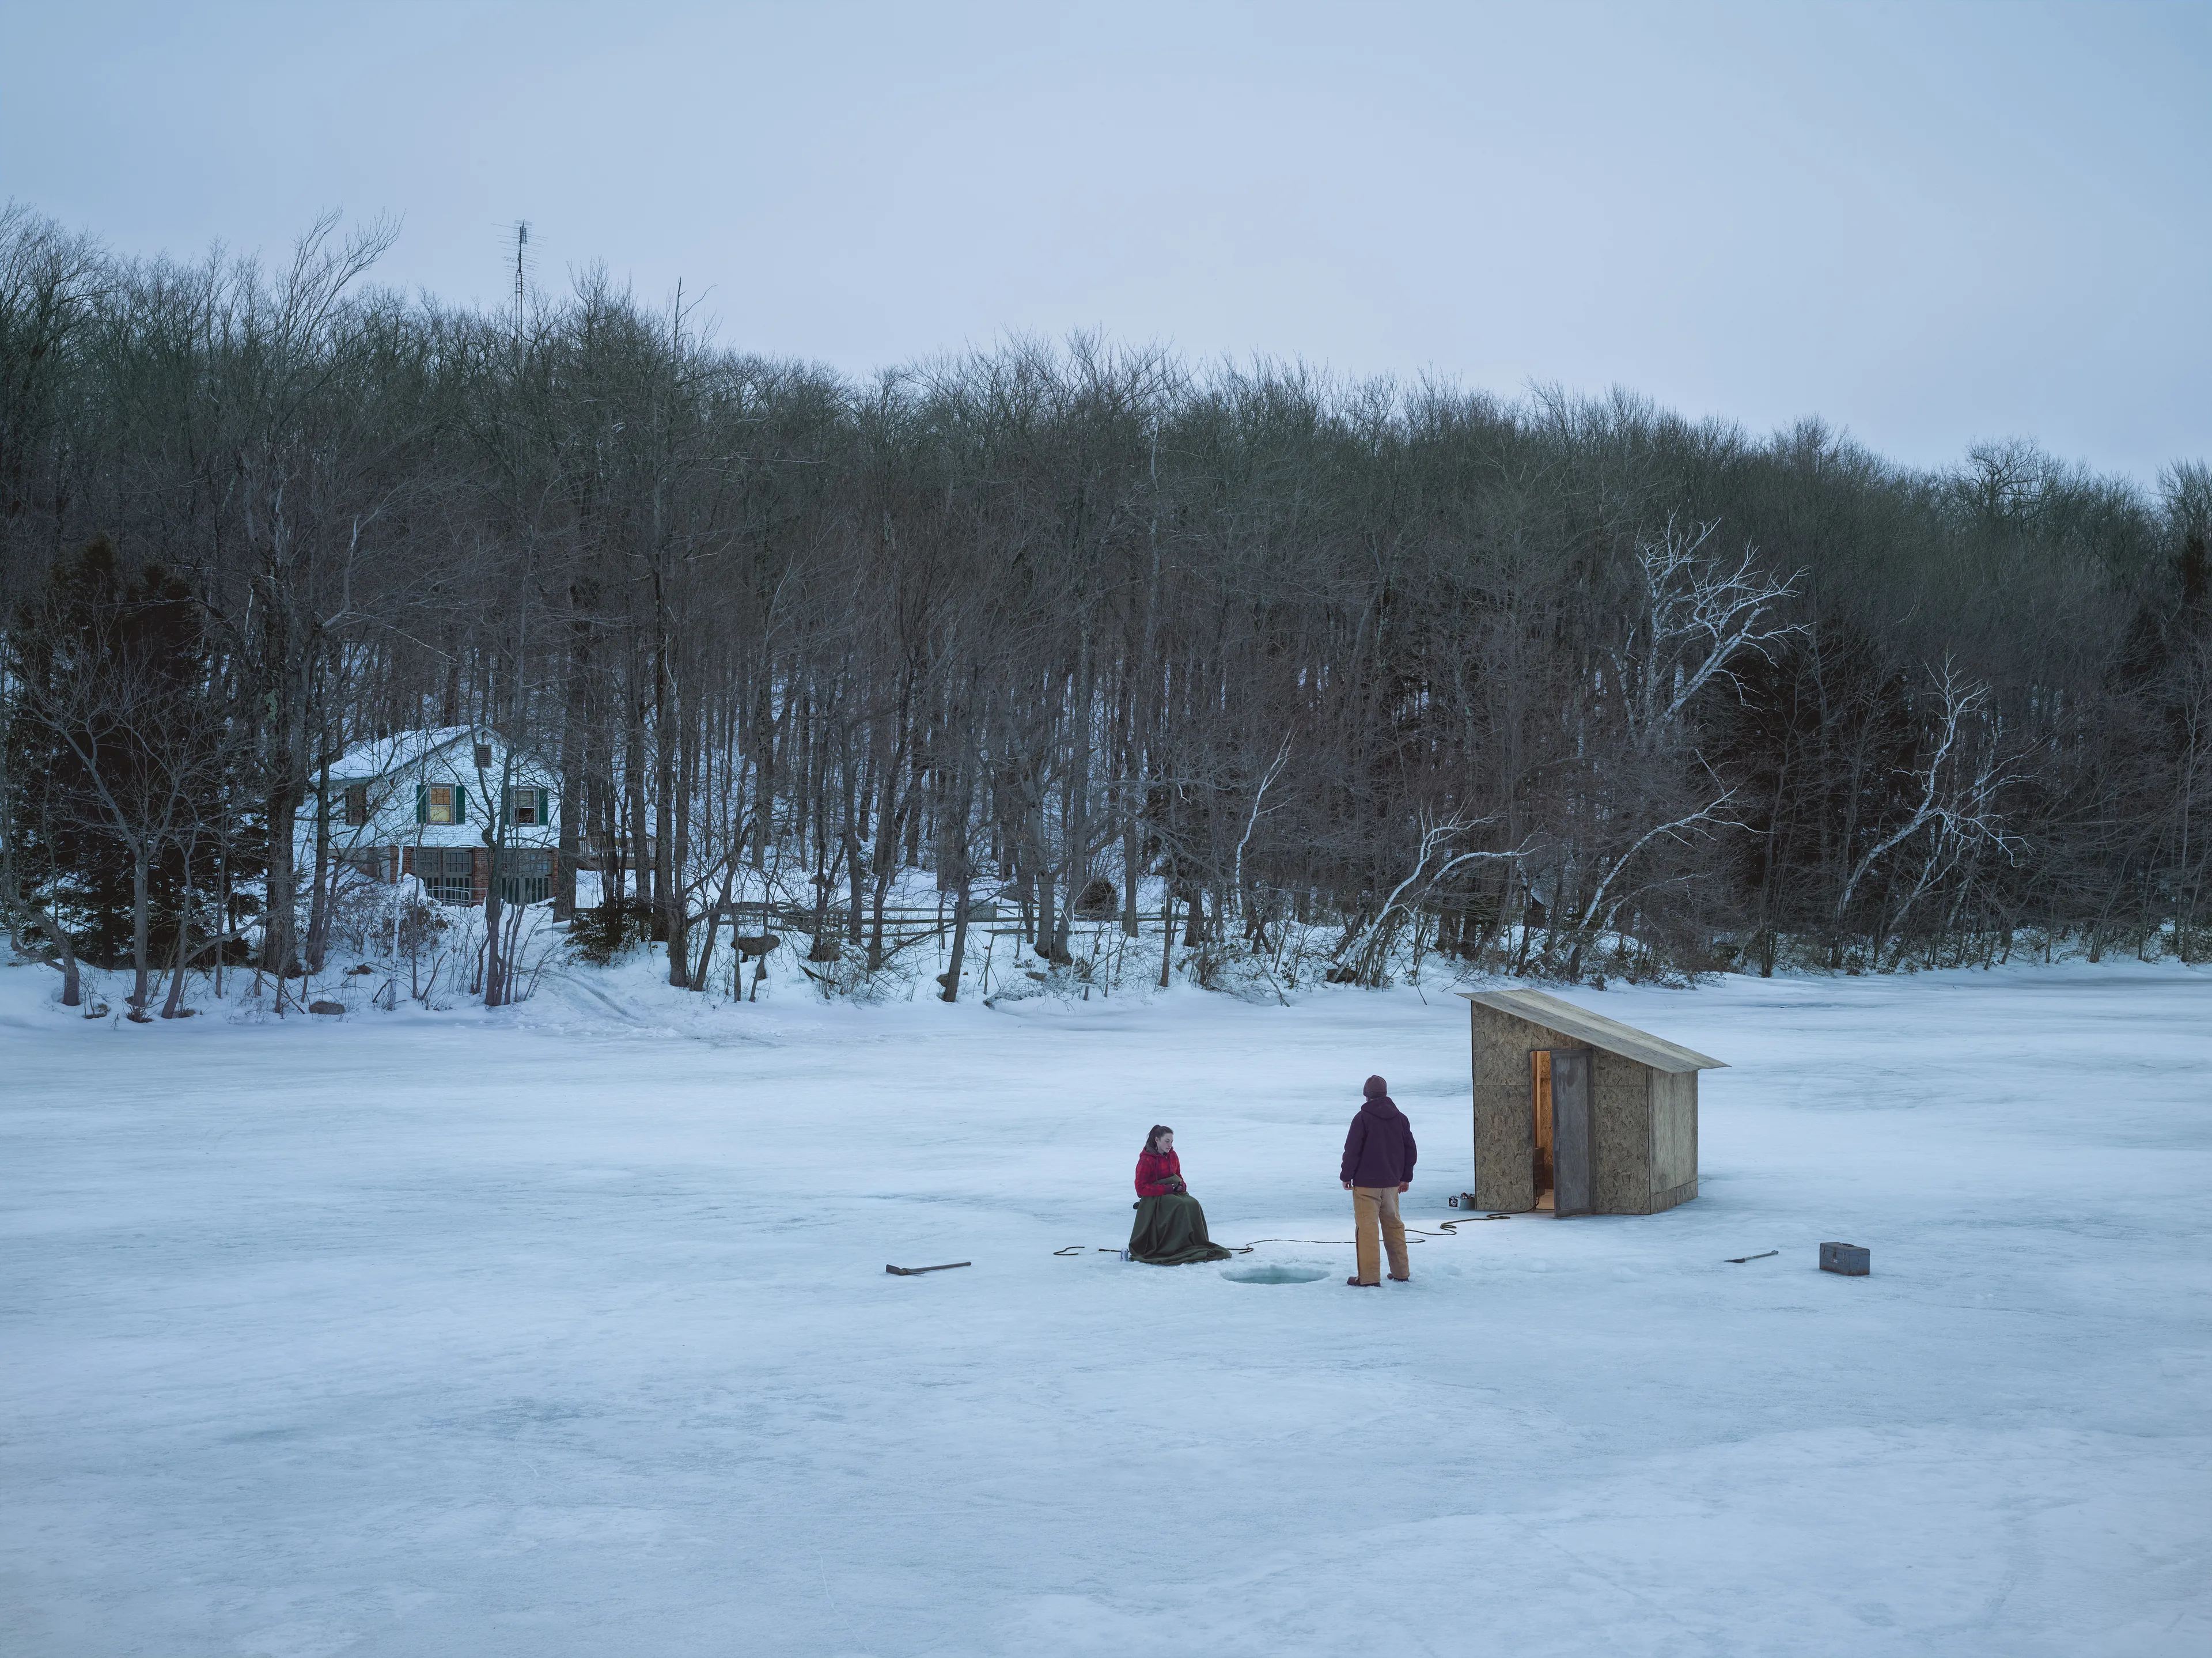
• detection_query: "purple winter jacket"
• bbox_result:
[1340,1095,1417,1187]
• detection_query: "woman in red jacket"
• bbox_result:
[1128,1125,1232,1264]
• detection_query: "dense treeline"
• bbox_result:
[3,206,2207,1015]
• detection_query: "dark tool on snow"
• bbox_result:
[885,1261,971,1276]
[1820,1242,1870,1275]
[1725,1250,1778,1263]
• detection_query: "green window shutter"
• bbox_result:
[454,785,467,822]
[543,789,555,827]
[500,786,510,827]
[415,783,428,824]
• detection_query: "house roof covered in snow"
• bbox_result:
[331,726,492,781]
[1459,987,1727,1072]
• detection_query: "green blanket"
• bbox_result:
[1128,1194,1234,1265]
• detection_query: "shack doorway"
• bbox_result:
[1530,1048,1593,1217]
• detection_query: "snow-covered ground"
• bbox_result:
[2,957,2207,1657]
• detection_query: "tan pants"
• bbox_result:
[1353,1185,1409,1284]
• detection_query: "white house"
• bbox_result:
[307,725,563,907]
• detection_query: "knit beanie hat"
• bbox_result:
[1363,1074,1388,1099]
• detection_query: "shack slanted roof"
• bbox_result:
[1458,987,1727,1073]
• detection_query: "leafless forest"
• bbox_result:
[3,210,2207,1015]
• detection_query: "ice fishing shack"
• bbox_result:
[1459,989,1726,1217]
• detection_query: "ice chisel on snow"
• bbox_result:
[885,1261,971,1275]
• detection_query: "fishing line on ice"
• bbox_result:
[1052,1212,1513,1257]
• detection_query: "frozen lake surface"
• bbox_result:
[3,959,2207,1656]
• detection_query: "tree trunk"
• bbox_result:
[942,880,972,1002]
[866,702,903,972]
[30,903,83,1008]
[691,868,731,993]
[555,649,586,923]
[1054,643,1090,966]
[264,785,302,983]
[1035,843,1058,962]
[160,849,193,1019]
[127,845,152,1020]
[664,679,692,987]
[483,831,507,1009]
[751,677,776,873]
[626,696,653,923]
[844,727,867,947]
[304,755,334,975]
[596,770,624,907]
[260,595,315,988]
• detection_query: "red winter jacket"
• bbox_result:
[1134,1148,1184,1197]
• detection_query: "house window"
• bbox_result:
[426,785,455,826]
[501,849,553,907]
[415,847,477,906]
[474,743,493,771]
[343,784,369,826]
[510,786,543,827]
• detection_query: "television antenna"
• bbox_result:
[510,219,532,346]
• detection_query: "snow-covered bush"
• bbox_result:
[567,902,654,966]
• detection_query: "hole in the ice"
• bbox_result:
[1221,1263,1330,1284]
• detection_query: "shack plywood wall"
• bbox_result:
[1650,1069,1698,1209]
[1472,1006,1558,1212]
[1592,1049,1654,1214]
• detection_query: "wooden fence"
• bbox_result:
[706,900,1159,983]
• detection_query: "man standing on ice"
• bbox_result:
[1340,1076,1416,1286]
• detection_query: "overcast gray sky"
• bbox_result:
[5,1,2206,484]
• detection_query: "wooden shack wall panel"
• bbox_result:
[1472,1008,1562,1212]
[1592,1050,1653,1214]
[1650,1177,1698,1213]
[1649,1069,1696,1194]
